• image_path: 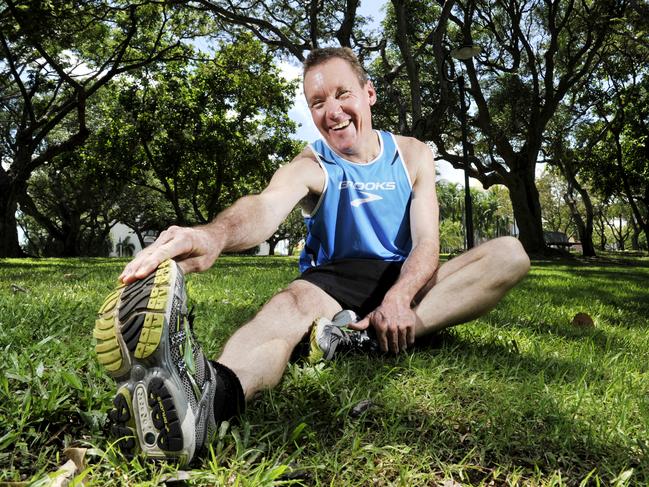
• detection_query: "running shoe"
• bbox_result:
[307,310,380,363]
[93,259,218,464]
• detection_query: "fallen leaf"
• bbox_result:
[572,312,594,327]
[350,399,374,418]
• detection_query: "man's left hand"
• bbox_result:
[349,298,416,353]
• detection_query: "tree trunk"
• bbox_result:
[558,160,597,257]
[61,218,82,257]
[267,240,276,256]
[630,218,640,251]
[0,196,24,257]
[564,193,595,257]
[505,171,546,254]
[0,179,26,257]
[134,229,146,250]
[574,190,596,258]
[614,131,649,248]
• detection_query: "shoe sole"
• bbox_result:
[94,260,196,464]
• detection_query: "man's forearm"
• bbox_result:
[384,240,439,305]
[203,194,285,255]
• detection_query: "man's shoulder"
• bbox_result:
[283,146,321,173]
[393,135,436,163]
[293,145,318,163]
[281,145,325,195]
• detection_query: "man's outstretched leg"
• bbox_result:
[94,260,237,464]
[94,260,342,463]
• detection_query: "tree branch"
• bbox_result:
[0,31,35,125]
[195,0,308,60]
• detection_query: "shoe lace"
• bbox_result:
[172,306,206,400]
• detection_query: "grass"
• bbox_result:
[0,253,648,485]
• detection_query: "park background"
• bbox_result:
[1,0,648,485]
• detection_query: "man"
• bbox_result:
[94,47,530,465]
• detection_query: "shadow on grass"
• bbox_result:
[531,253,649,269]
[250,334,647,484]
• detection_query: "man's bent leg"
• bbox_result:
[217,280,342,399]
[413,236,530,335]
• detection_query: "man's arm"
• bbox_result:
[120,152,323,283]
[350,140,439,352]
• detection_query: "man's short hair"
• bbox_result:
[303,47,369,87]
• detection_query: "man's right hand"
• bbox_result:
[119,225,219,284]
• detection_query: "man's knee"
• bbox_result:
[277,281,331,319]
[253,280,339,333]
[491,236,530,283]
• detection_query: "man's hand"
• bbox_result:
[119,225,219,284]
[349,297,416,353]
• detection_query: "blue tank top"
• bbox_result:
[299,130,413,272]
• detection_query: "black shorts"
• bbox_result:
[296,259,404,317]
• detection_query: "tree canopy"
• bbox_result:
[2,0,647,257]
[1,0,208,256]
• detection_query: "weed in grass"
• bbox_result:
[0,255,647,485]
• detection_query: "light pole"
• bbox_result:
[445,45,480,250]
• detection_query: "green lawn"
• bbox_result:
[1,254,648,485]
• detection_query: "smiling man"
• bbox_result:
[94,47,530,464]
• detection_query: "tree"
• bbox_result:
[437,180,514,246]
[439,220,464,253]
[536,169,574,237]
[16,148,125,257]
[267,207,306,256]
[105,36,300,225]
[0,0,203,256]
[116,236,136,257]
[472,186,514,242]
[14,81,182,256]
[542,105,599,257]
[436,180,464,224]
[600,198,634,251]
[190,0,380,60]
[113,181,177,249]
[199,0,628,253]
[375,0,625,253]
[594,73,649,249]
[558,3,649,254]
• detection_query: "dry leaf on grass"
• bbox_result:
[571,312,595,327]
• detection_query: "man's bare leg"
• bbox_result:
[414,236,530,335]
[217,280,342,399]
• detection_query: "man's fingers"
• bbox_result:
[120,258,160,284]
[406,326,415,347]
[378,330,389,353]
[119,249,169,284]
[399,328,408,352]
[389,327,399,353]
[120,228,197,283]
[348,317,370,331]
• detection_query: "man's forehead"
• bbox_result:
[304,62,362,94]
[311,72,325,86]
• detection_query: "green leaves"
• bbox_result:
[105,35,298,225]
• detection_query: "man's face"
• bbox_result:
[303,57,376,159]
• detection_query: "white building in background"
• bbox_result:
[257,239,290,256]
[109,223,157,257]
[109,223,141,257]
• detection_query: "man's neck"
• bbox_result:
[340,130,380,164]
